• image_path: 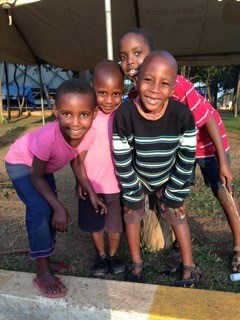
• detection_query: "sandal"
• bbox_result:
[232,246,240,273]
[173,265,202,288]
[124,262,145,283]
[32,276,67,299]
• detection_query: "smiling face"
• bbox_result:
[119,33,151,81]
[93,73,124,114]
[137,53,177,116]
[53,93,97,147]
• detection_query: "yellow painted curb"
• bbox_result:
[149,285,240,320]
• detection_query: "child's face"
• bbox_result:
[93,75,124,114]
[119,33,151,81]
[137,55,176,115]
[53,93,97,146]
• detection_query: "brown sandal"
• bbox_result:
[173,265,202,288]
[232,246,240,273]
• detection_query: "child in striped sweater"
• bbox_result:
[118,28,240,275]
[113,50,201,287]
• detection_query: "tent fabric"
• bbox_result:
[0,0,240,69]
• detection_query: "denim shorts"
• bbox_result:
[189,153,230,192]
[78,193,123,233]
[5,162,57,259]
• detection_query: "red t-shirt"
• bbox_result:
[172,75,229,158]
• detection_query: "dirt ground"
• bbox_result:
[0,114,240,288]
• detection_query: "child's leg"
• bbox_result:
[124,208,146,281]
[91,231,109,276]
[198,156,240,271]
[103,193,123,256]
[108,232,121,255]
[125,222,142,268]
[172,221,195,278]
[103,193,125,274]
[5,163,66,297]
[107,232,125,275]
[78,194,108,276]
[92,231,106,256]
[214,188,240,271]
[158,200,201,286]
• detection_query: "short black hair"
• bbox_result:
[118,28,154,52]
[93,59,124,85]
[55,79,97,106]
[138,50,177,80]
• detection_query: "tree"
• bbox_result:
[189,65,240,115]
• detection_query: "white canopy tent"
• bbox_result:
[0,0,240,69]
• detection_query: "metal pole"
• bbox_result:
[4,62,11,120]
[37,65,45,125]
[104,0,113,60]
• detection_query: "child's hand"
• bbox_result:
[52,206,72,232]
[219,163,234,194]
[89,193,107,215]
[123,207,144,215]
[157,202,186,222]
[75,181,88,200]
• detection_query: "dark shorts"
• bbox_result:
[189,153,231,192]
[5,162,57,259]
[78,193,123,233]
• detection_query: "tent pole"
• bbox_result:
[4,62,11,120]
[37,65,45,125]
[0,63,3,123]
[104,0,113,60]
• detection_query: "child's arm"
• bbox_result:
[71,152,107,214]
[173,76,233,193]
[204,117,233,193]
[162,113,197,209]
[30,156,71,232]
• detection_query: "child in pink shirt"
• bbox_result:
[71,60,125,277]
[5,79,102,298]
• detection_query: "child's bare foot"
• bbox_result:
[50,261,76,275]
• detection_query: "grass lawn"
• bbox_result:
[0,111,240,292]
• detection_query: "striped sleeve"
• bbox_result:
[112,108,144,210]
[162,112,197,208]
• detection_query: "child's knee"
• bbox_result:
[158,204,186,226]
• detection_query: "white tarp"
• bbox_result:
[0,0,240,69]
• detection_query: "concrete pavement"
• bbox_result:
[0,269,239,320]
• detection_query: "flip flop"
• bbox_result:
[50,261,76,275]
[32,277,67,299]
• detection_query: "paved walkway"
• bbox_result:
[0,269,239,319]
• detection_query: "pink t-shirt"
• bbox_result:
[5,120,96,173]
[84,110,120,194]
[172,75,229,158]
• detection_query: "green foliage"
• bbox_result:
[220,111,240,132]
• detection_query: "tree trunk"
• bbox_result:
[141,196,175,252]
[233,71,240,118]
[206,81,213,105]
